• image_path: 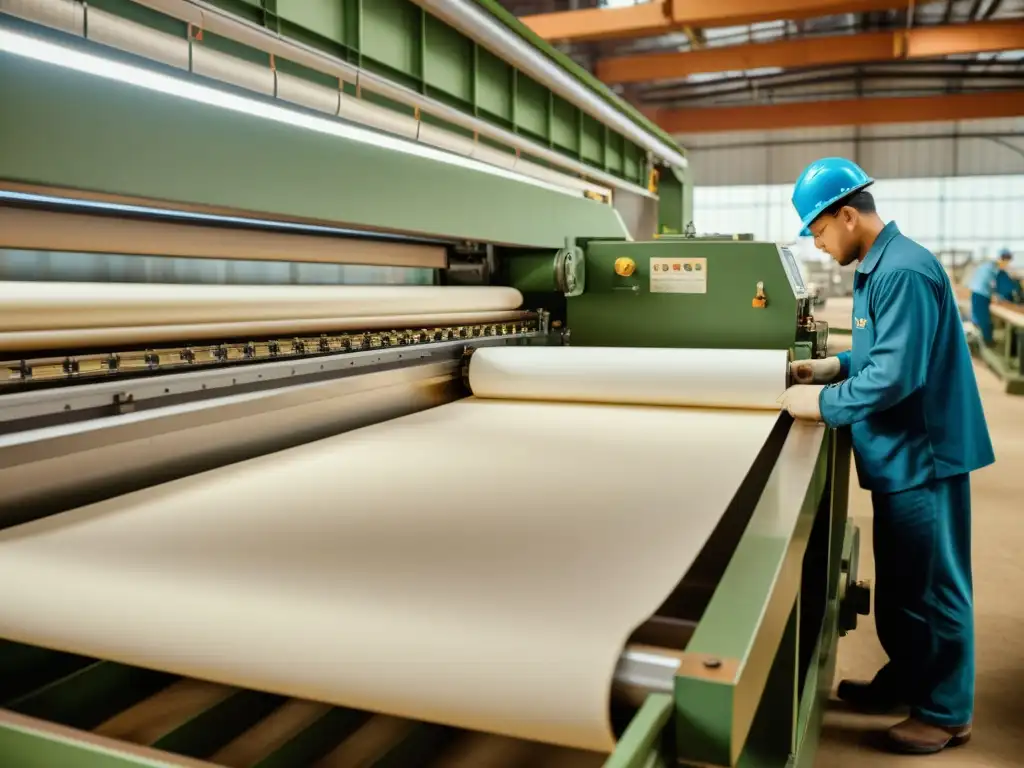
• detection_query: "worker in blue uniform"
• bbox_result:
[776,158,995,755]
[996,266,1023,304]
[968,249,1014,344]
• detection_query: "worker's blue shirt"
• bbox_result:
[820,222,994,493]
[995,269,1021,303]
[966,261,1000,298]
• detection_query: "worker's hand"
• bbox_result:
[778,385,824,422]
[790,357,841,384]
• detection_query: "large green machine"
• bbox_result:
[506,237,827,358]
[0,2,868,767]
[498,236,858,768]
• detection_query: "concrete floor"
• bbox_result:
[815,362,1024,767]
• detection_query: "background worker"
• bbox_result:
[968,249,1015,345]
[776,158,995,755]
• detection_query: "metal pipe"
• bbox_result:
[684,131,1024,152]
[111,0,658,197]
[0,360,468,525]
[408,0,688,170]
[612,645,682,706]
[982,0,1005,19]
[0,0,647,198]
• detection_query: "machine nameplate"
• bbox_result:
[649,258,707,294]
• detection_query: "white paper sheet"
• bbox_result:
[469,345,789,410]
[0,282,523,331]
[0,346,784,752]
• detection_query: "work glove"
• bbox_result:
[778,385,824,422]
[790,357,841,384]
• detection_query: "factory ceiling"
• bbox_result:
[495,0,1024,132]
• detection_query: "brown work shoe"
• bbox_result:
[886,717,972,754]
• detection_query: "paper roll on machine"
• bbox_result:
[0,2,870,766]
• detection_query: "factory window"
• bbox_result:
[693,174,1024,260]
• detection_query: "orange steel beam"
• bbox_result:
[663,0,929,29]
[653,91,1024,134]
[522,0,935,43]
[522,2,671,43]
[597,20,1024,84]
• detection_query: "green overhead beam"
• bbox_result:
[61,0,671,186]
[472,0,681,150]
[0,50,628,248]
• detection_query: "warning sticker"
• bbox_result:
[649,257,707,294]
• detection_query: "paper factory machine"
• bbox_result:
[0,2,870,767]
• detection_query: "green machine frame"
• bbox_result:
[605,428,862,768]
[505,237,829,360]
[501,234,865,767]
[0,1,692,247]
[0,2,867,766]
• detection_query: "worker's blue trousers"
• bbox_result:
[869,473,975,726]
[971,292,993,344]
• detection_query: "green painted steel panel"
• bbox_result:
[0,53,627,248]
[789,604,841,768]
[682,166,694,231]
[424,15,474,101]
[204,0,267,27]
[202,29,273,67]
[0,725,182,768]
[84,0,668,184]
[673,437,829,767]
[568,241,799,349]
[581,115,603,166]
[516,74,549,139]
[603,694,673,768]
[361,0,421,78]
[551,96,577,152]
[657,167,685,236]
[625,144,643,184]
[607,133,624,177]
[685,445,826,662]
[476,48,514,123]
[276,56,346,90]
[277,0,347,47]
[472,0,680,150]
[733,605,800,768]
[506,251,559,293]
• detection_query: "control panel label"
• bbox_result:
[649,257,707,294]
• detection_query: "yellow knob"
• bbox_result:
[614,257,636,277]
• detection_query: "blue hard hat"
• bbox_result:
[999,248,1012,260]
[792,157,874,237]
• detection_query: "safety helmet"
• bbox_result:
[999,248,1013,261]
[791,157,874,237]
